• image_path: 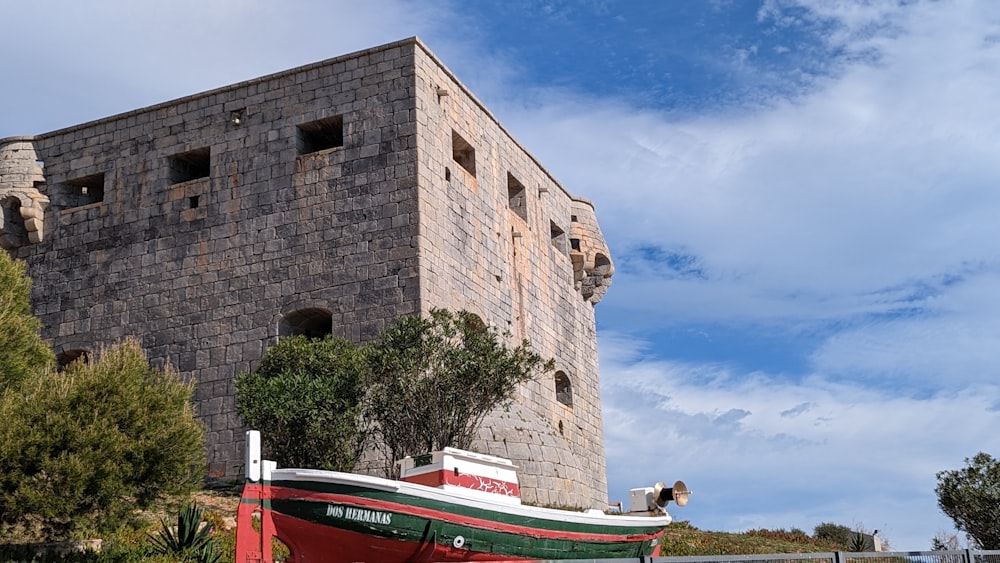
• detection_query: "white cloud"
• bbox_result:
[483,6,1000,546]
[812,268,1000,385]
[492,0,1000,335]
[1,0,448,137]
[599,331,1000,549]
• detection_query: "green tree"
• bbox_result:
[931,530,961,551]
[813,522,852,548]
[367,308,554,477]
[236,335,369,471]
[0,339,206,541]
[0,250,54,386]
[935,452,1000,548]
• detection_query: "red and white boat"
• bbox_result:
[235,431,688,562]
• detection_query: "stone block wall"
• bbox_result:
[2,37,614,509]
[7,39,423,475]
[412,44,612,509]
[0,138,49,249]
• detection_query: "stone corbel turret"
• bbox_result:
[0,137,49,250]
[569,198,614,304]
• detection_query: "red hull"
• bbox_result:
[235,477,668,562]
[235,483,538,563]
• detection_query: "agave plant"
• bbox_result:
[849,531,869,552]
[148,502,221,563]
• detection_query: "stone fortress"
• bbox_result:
[0,38,615,509]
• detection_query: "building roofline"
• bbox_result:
[25,37,421,142]
[6,36,573,199]
[0,136,40,144]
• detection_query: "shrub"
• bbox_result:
[236,335,369,471]
[0,250,54,387]
[814,522,852,548]
[0,339,206,541]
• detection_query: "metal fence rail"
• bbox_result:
[836,550,1000,563]
[653,552,835,563]
[534,550,1000,563]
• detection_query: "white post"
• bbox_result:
[245,430,261,482]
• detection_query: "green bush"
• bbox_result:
[0,250,54,387]
[236,310,553,479]
[813,522,852,548]
[236,335,369,471]
[660,522,848,556]
[0,524,210,562]
[0,339,206,541]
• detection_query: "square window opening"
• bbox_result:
[169,147,211,184]
[507,173,527,221]
[63,173,106,207]
[550,221,566,253]
[297,115,344,155]
[452,130,476,177]
[189,195,200,209]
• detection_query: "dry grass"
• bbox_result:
[190,489,241,522]
[661,520,845,555]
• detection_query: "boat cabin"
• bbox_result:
[397,448,522,505]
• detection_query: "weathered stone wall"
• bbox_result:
[0,138,49,249]
[7,37,614,509]
[412,45,611,508]
[12,40,423,475]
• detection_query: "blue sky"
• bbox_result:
[4,0,1000,550]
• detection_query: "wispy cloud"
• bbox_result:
[495,1,1000,330]
[481,0,1000,548]
[1,0,449,137]
[599,332,1000,546]
[812,267,1000,387]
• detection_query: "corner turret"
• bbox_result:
[0,137,49,251]
[569,197,614,304]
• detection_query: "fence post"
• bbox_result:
[834,551,845,563]
[965,548,975,563]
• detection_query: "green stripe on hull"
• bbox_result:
[271,479,663,537]
[272,498,657,559]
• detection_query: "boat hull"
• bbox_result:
[237,469,670,562]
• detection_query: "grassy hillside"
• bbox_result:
[661,521,846,556]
